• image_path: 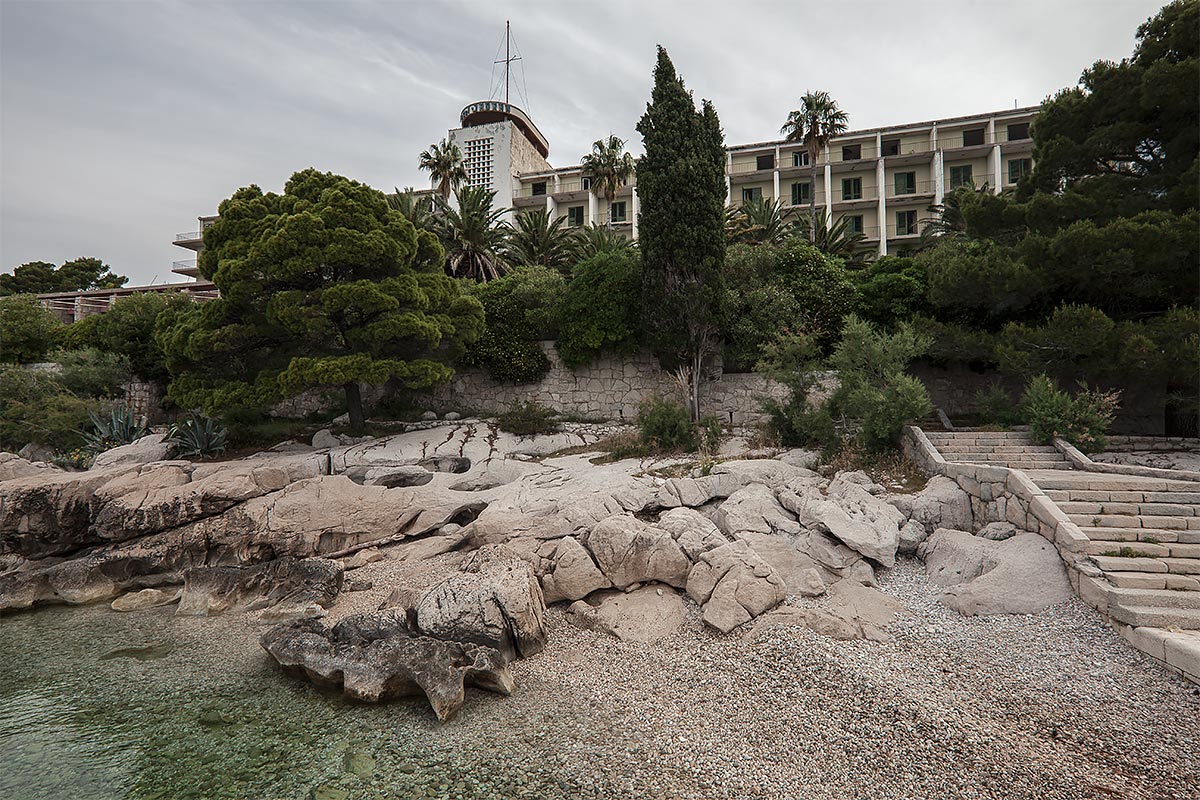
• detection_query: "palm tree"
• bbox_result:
[387,186,435,231]
[795,214,871,268]
[505,208,578,274]
[727,198,796,246]
[572,224,637,261]
[580,135,635,226]
[419,139,468,200]
[780,91,849,242]
[433,186,508,282]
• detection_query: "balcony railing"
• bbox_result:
[782,191,828,206]
[730,160,775,174]
[594,213,632,227]
[945,176,995,192]
[175,231,202,242]
[886,179,938,198]
[835,185,879,202]
[554,179,587,194]
[514,185,549,199]
[171,259,198,272]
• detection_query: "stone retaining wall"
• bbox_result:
[1104,435,1200,452]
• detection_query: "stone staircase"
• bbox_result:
[1032,470,1200,628]
[923,429,1072,471]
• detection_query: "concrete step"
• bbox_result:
[1108,604,1200,629]
[1107,572,1200,591]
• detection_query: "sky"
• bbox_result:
[0,0,1167,286]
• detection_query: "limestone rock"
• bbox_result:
[801,579,905,641]
[584,514,691,590]
[443,412,462,421]
[920,529,1071,615]
[91,434,173,470]
[343,547,386,570]
[260,611,513,720]
[737,532,826,597]
[714,483,801,537]
[898,519,928,556]
[892,476,972,534]
[978,521,1017,541]
[407,546,546,662]
[110,587,179,612]
[17,443,53,463]
[540,536,611,604]
[654,507,728,561]
[312,429,341,449]
[0,452,62,482]
[791,481,903,568]
[686,540,787,633]
[776,449,819,470]
[566,585,686,642]
[420,411,438,421]
[176,556,344,618]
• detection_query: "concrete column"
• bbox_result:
[588,191,597,226]
[772,145,781,202]
[876,156,887,257]
[823,160,833,225]
[725,152,732,205]
[545,195,557,221]
[631,186,639,239]
[933,150,945,206]
[73,296,82,323]
[990,145,1003,194]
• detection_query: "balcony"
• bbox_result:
[175,230,201,242]
[594,213,633,228]
[885,179,938,199]
[173,231,203,252]
[171,259,200,278]
[945,176,995,193]
[833,185,879,204]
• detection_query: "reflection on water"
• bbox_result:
[0,604,588,800]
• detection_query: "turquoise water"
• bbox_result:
[0,605,596,800]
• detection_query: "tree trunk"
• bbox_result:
[808,148,818,243]
[690,348,703,423]
[344,382,364,432]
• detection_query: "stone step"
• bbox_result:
[935,444,1060,454]
[1059,501,1200,517]
[1107,604,1200,629]
[1109,586,1200,609]
[1091,554,1168,573]
[1107,572,1200,591]
[1068,514,1192,530]
[1078,527,1200,544]
[948,453,1068,463]
[1144,491,1200,504]
[1082,541,1171,557]
[1163,557,1200,575]
[1030,474,1200,492]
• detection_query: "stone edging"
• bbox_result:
[1053,438,1200,483]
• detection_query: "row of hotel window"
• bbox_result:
[743,160,1032,205]
[745,122,1031,170]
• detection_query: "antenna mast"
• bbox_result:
[493,21,521,107]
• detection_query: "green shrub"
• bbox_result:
[497,401,561,436]
[828,316,933,453]
[556,251,641,368]
[0,294,62,364]
[754,331,839,451]
[974,382,1019,427]
[852,256,931,330]
[637,396,696,451]
[168,412,228,458]
[63,291,194,381]
[460,266,564,383]
[1021,374,1120,452]
[0,365,94,452]
[51,348,131,399]
[82,406,147,454]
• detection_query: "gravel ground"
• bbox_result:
[2,557,1197,800]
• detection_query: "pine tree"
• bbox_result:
[635,47,727,419]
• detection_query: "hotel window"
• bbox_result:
[844,215,864,235]
[1008,158,1032,184]
[792,151,810,167]
[463,137,494,187]
[742,186,763,203]
[842,143,862,161]
[791,182,811,205]
[894,172,916,195]
[961,128,985,147]
[610,201,627,223]
[581,176,591,191]
[567,206,585,227]
[881,138,900,157]
[756,154,775,171]
[896,210,918,236]
[841,177,863,201]
[531,181,547,196]
[1007,122,1030,141]
[948,164,974,189]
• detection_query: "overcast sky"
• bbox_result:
[0,0,1165,286]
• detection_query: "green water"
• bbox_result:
[0,605,596,800]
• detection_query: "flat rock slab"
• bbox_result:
[920,529,1072,615]
[567,585,687,643]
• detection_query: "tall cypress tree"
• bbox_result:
[636,47,727,418]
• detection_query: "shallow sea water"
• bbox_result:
[0,604,589,800]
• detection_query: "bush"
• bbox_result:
[852,256,930,329]
[497,401,561,436]
[1020,375,1120,452]
[168,412,228,458]
[828,316,933,453]
[460,266,565,383]
[0,294,62,364]
[82,406,147,454]
[637,395,696,451]
[754,331,839,451]
[556,251,642,368]
[0,365,94,452]
[51,348,132,399]
[974,382,1019,427]
[63,291,194,381]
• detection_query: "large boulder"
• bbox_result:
[784,475,905,567]
[656,460,817,509]
[0,452,61,483]
[567,585,687,643]
[654,507,729,560]
[176,556,344,619]
[584,514,691,590]
[685,540,787,633]
[260,611,514,721]
[714,483,802,537]
[403,546,546,663]
[91,434,173,470]
[539,536,611,604]
[919,529,1071,615]
[736,532,826,597]
[891,476,972,534]
[0,465,135,558]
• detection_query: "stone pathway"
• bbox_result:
[922,429,1072,470]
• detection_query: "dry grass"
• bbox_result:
[821,444,928,493]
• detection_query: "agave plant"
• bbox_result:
[82,405,148,454]
[168,412,228,458]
